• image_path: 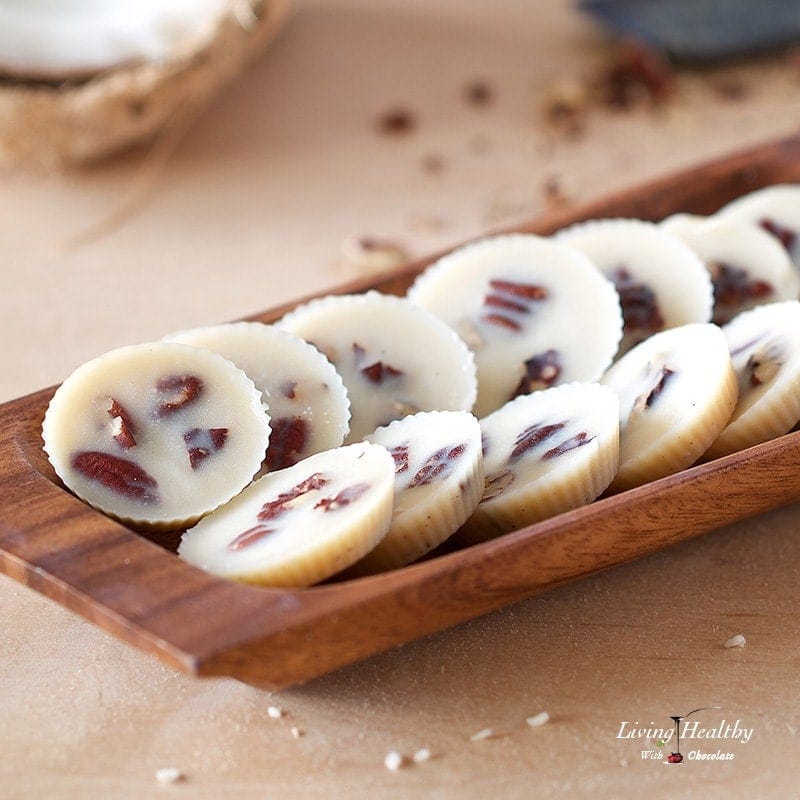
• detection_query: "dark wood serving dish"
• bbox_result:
[3,134,800,690]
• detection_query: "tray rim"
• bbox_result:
[3,131,800,690]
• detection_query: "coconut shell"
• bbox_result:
[0,0,292,170]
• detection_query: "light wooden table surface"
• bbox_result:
[3,1,800,797]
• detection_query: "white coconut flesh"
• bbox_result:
[0,0,231,78]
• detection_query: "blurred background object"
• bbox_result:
[0,0,292,169]
[580,0,800,61]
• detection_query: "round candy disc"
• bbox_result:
[407,234,623,417]
[278,292,477,441]
[165,322,351,470]
[458,383,619,543]
[178,443,395,587]
[347,410,483,573]
[706,301,800,459]
[42,342,270,529]
[601,323,737,491]
[557,219,713,354]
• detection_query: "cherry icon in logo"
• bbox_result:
[666,706,721,764]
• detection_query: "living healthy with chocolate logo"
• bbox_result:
[616,706,754,763]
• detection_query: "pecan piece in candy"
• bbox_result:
[228,524,276,551]
[644,366,674,409]
[730,334,765,358]
[481,279,548,331]
[482,469,514,502]
[389,444,410,474]
[542,431,594,460]
[280,380,298,400]
[407,443,466,488]
[315,483,370,511]
[184,427,228,470]
[509,422,565,461]
[611,267,664,335]
[511,349,562,398]
[266,417,309,471]
[488,279,548,300]
[257,473,328,521]
[482,313,522,331]
[353,342,403,384]
[156,374,203,415]
[709,262,772,324]
[72,450,159,503]
[745,346,782,388]
[108,398,137,449]
[362,361,403,383]
[760,218,797,252]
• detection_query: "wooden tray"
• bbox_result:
[3,133,800,691]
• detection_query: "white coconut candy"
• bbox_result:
[601,323,737,491]
[705,301,800,460]
[407,234,623,417]
[345,411,483,574]
[277,292,477,442]
[42,342,270,529]
[717,185,800,270]
[662,213,799,324]
[178,443,395,587]
[557,218,713,355]
[165,322,350,471]
[458,383,619,543]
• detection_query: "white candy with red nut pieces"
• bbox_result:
[705,301,800,460]
[345,410,483,574]
[601,323,737,492]
[178,443,395,587]
[457,383,620,544]
[661,213,799,325]
[556,219,713,356]
[42,342,270,529]
[164,322,351,471]
[457,383,619,543]
[406,234,623,418]
[717,185,800,270]
[277,292,477,442]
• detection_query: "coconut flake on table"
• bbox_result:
[724,634,746,649]
[469,728,497,742]
[526,711,550,728]
[384,751,406,771]
[155,767,185,785]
